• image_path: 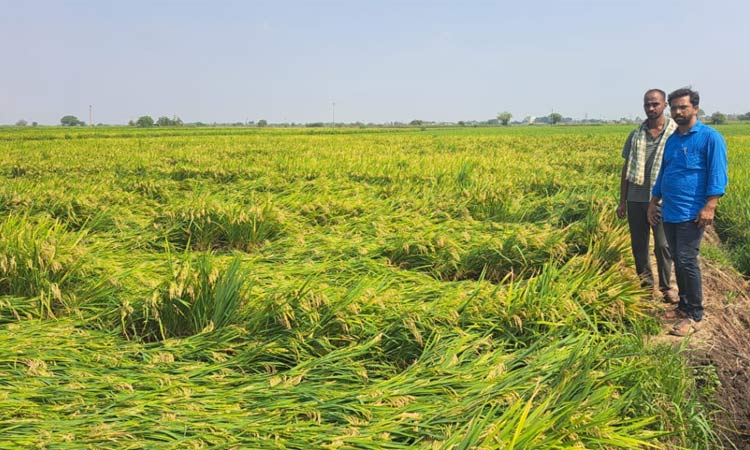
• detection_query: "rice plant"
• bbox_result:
[0,214,86,320]
[122,253,248,340]
[156,198,285,252]
[1,123,743,448]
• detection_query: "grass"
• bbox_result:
[2,123,747,448]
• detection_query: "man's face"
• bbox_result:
[643,92,666,120]
[669,95,698,125]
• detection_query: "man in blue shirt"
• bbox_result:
[647,87,729,336]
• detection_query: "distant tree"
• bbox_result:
[15,119,28,126]
[136,116,155,128]
[549,112,563,125]
[155,116,183,127]
[60,115,84,126]
[409,119,423,126]
[738,112,750,121]
[458,121,466,127]
[257,119,268,127]
[128,120,135,127]
[697,108,706,119]
[31,121,38,127]
[497,112,512,126]
[710,112,727,125]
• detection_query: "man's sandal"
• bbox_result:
[669,317,705,337]
[662,289,679,304]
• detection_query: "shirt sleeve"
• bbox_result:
[705,130,729,196]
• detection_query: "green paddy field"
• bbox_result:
[1,124,749,449]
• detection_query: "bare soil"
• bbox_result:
[647,227,750,449]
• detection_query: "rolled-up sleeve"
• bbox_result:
[706,132,728,196]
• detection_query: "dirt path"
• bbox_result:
[645,227,750,448]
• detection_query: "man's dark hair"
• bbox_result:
[668,87,700,107]
[645,88,666,101]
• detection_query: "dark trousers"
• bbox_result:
[627,201,673,293]
[663,221,705,321]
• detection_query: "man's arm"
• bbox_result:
[617,162,628,219]
[696,131,728,228]
[647,154,666,227]
[705,131,729,197]
[647,195,662,226]
[617,131,635,219]
[695,195,720,228]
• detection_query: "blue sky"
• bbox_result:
[2,0,748,125]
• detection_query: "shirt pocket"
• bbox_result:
[683,145,702,169]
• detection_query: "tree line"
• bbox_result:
[126,116,184,127]
[8,111,750,127]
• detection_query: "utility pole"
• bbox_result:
[89,105,93,126]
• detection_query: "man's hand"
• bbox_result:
[695,205,716,228]
[647,198,661,226]
[695,196,720,228]
[616,201,626,220]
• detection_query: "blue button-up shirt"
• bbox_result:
[651,121,728,223]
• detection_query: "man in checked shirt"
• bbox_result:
[617,89,678,304]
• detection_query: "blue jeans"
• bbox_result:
[663,221,705,321]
